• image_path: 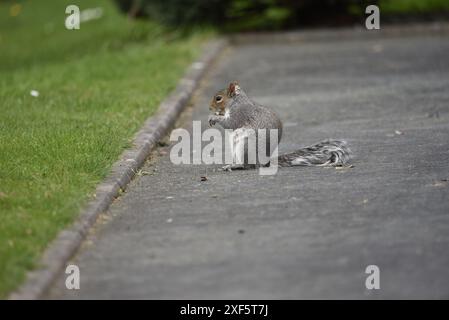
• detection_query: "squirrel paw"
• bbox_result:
[221,165,232,172]
[220,164,246,172]
[208,114,225,127]
[208,115,217,127]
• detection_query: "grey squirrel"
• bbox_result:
[208,81,352,170]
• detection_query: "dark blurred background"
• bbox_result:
[114,0,449,31]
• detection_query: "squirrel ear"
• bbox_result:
[227,81,240,97]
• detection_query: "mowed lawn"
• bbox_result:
[0,0,207,297]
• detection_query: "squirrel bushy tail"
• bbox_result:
[278,140,352,167]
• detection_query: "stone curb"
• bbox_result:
[8,39,228,300]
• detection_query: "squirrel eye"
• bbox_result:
[215,95,223,103]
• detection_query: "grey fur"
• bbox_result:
[209,87,282,168]
[209,85,352,168]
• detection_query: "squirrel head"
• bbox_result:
[209,81,241,116]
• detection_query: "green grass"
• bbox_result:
[380,0,449,14]
[0,0,209,297]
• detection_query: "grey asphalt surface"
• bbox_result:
[48,29,449,299]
